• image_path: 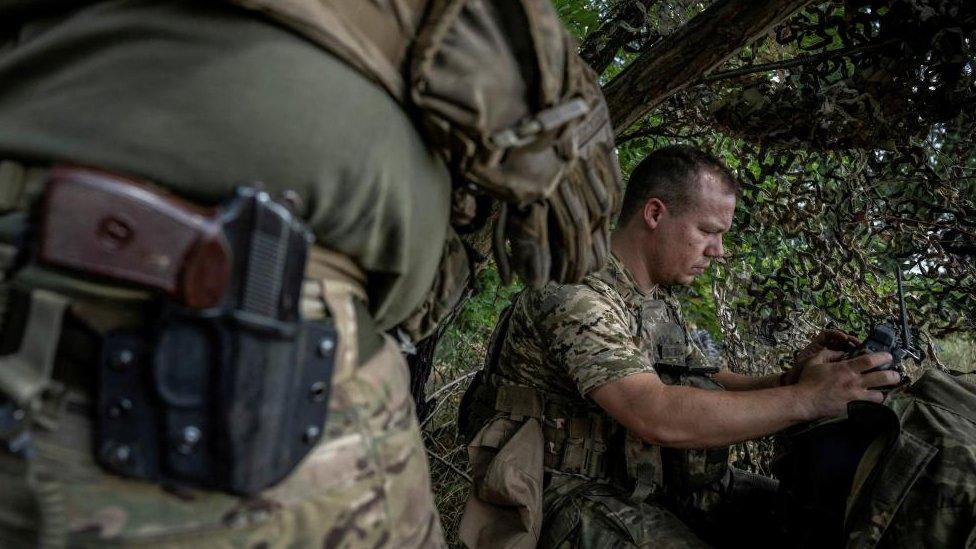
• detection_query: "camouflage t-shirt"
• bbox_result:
[496,253,708,399]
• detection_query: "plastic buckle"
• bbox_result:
[491,98,590,149]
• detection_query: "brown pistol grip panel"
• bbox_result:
[39,166,231,309]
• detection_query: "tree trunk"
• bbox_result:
[604,0,816,134]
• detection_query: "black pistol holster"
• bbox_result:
[31,167,336,495]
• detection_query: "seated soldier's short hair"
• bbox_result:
[618,145,739,223]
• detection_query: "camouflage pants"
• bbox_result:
[0,266,444,547]
[538,478,709,548]
[539,469,785,549]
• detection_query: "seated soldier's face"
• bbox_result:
[651,170,735,285]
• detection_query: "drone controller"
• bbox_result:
[843,324,904,373]
[844,268,919,381]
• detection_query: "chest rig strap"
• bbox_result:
[491,381,615,480]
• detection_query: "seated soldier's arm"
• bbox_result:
[712,329,862,391]
[589,351,896,449]
[711,370,780,391]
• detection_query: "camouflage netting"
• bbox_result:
[614,0,976,376]
[712,0,976,150]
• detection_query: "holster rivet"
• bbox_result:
[112,349,135,370]
[309,381,328,402]
[107,398,133,419]
[302,425,320,444]
[104,443,132,467]
[318,338,335,356]
[176,426,202,455]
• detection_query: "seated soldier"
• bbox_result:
[458,145,899,548]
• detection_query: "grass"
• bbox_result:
[422,267,517,545]
[937,335,976,374]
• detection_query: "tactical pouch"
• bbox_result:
[656,370,729,493]
[654,355,727,494]
[35,168,335,495]
[412,0,622,286]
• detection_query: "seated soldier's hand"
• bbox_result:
[779,330,861,386]
[795,329,860,368]
[793,351,899,420]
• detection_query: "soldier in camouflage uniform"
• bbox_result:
[459,145,898,547]
[0,1,620,547]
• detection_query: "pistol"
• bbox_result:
[39,167,232,309]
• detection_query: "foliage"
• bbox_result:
[422,267,520,543]
[938,335,976,375]
[610,0,975,369]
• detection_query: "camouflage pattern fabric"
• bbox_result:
[488,254,729,546]
[775,367,976,548]
[0,274,444,547]
[496,253,708,398]
[843,368,976,548]
[0,4,448,546]
[539,477,708,548]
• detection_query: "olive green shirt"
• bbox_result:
[0,0,451,329]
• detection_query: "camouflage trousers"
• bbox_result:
[0,256,444,547]
[538,469,784,549]
[538,477,708,548]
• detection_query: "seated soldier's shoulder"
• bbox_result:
[521,278,625,324]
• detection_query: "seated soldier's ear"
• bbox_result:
[642,198,667,230]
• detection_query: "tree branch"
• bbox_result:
[699,38,901,83]
[426,447,472,483]
[616,126,707,145]
[604,0,817,135]
[426,371,478,404]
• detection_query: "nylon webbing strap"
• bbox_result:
[304,245,368,303]
[489,378,618,480]
[0,160,46,213]
[303,244,369,386]
[625,433,664,502]
[629,461,658,502]
[0,289,69,407]
[495,384,544,420]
